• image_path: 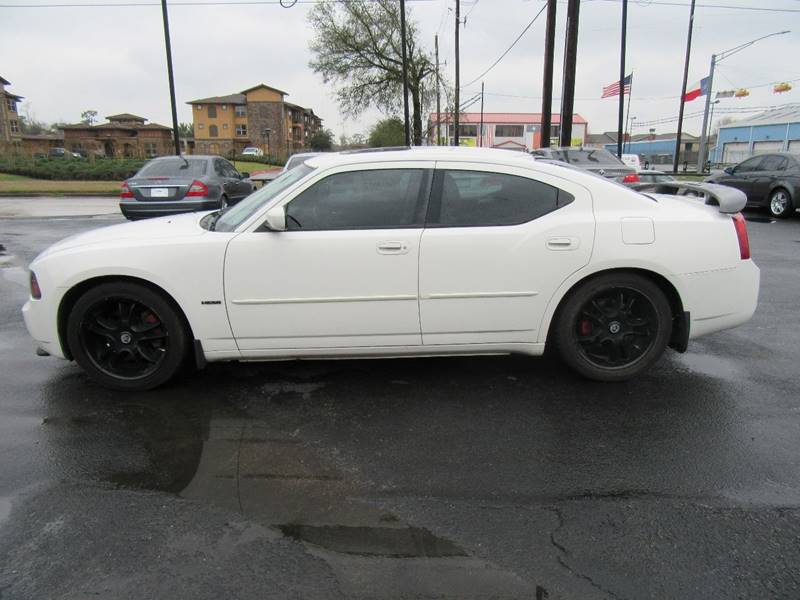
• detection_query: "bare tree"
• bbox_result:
[307,0,435,144]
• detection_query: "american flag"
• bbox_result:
[601,74,632,98]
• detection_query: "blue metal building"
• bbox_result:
[710,106,800,165]
[602,133,700,168]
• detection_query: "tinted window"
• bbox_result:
[431,170,565,227]
[760,155,788,171]
[735,156,764,173]
[286,169,426,230]
[563,148,623,166]
[137,158,208,177]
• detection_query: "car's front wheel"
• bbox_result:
[66,281,188,391]
[553,273,672,382]
[768,188,794,219]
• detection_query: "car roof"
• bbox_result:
[305,146,538,169]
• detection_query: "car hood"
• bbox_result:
[36,211,210,260]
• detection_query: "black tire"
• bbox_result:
[66,281,188,391]
[768,188,794,219]
[553,273,672,382]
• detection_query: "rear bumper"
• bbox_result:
[120,199,220,220]
[680,260,760,339]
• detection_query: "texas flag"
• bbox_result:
[684,77,710,102]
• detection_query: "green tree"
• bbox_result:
[309,129,334,151]
[178,122,193,138]
[368,117,405,148]
[80,110,98,125]
[308,0,434,145]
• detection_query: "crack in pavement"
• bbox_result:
[546,506,625,600]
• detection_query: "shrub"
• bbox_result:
[0,155,145,181]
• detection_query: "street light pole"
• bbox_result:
[696,30,789,173]
[160,0,181,156]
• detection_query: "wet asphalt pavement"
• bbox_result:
[0,207,799,599]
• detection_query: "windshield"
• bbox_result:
[563,148,623,166]
[214,164,315,232]
[137,158,208,177]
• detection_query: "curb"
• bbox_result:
[0,192,118,198]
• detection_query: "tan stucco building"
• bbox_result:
[188,84,322,160]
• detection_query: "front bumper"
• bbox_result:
[120,199,220,220]
[22,298,65,359]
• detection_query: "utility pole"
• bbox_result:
[400,0,411,146]
[479,82,484,147]
[616,0,628,158]
[454,0,460,146]
[539,0,557,149]
[673,0,696,174]
[696,30,788,172]
[559,0,580,148]
[160,0,181,156]
[435,34,441,146]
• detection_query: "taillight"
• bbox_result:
[120,181,133,199]
[186,180,209,197]
[30,271,41,299]
[732,212,750,260]
[622,173,640,183]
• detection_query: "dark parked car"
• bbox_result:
[705,152,799,218]
[120,155,254,220]
[530,147,640,184]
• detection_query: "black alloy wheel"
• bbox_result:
[554,273,672,382]
[573,287,657,368]
[67,282,187,390]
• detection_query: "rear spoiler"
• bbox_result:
[634,181,746,214]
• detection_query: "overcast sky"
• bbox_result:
[2,0,799,139]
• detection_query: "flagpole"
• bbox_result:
[624,73,634,153]
[616,0,628,158]
[674,0,696,173]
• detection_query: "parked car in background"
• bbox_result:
[621,154,642,170]
[120,155,253,220]
[24,147,758,390]
[704,153,799,218]
[283,152,322,172]
[531,147,640,184]
[636,170,676,184]
[241,147,264,158]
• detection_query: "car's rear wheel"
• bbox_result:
[66,282,187,391]
[553,273,672,382]
[768,188,794,219]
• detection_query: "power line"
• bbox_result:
[0,0,434,7]
[587,0,800,13]
[460,3,547,88]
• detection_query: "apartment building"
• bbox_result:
[0,75,23,149]
[188,84,322,159]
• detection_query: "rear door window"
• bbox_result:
[428,170,569,227]
[759,155,788,171]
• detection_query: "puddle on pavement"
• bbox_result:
[60,398,533,597]
[0,496,12,525]
[674,351,740,380]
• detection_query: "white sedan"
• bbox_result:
[22,148,759,390]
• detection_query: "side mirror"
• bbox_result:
[263,205,286,231]
[724,166,734,175]
[240,172,250,179]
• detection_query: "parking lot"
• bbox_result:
[1,198,799,599]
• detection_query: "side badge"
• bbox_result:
[201,300,222,305]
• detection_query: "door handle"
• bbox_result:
[546,237,579,251]
[377,241,408,255]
